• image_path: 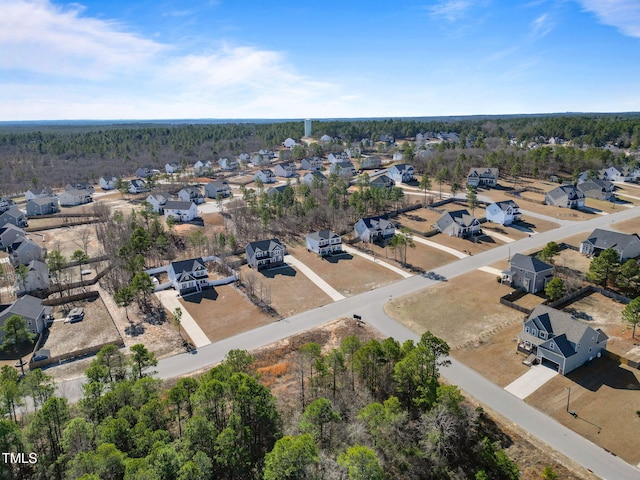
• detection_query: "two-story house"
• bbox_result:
[354,216,396,243]
[579,228,640,261]
[300,157,324,171]
[128,179,150,195]
[0,207,28,229]
[501,253,553,293]
[254,169,276,184]
[8,236,45,266]
[218,157,238,171]
[0,224,25,250]
[145,192,173,214]
[25,187,55,202]
[388,164,415,183]
[330,161,355,177]
[274,162,298,178]
[168,258,209,295]
[14,260,50,295]
[306,230,342,256]
[577,179,615,201]
[302,171,327,187]
[178,186,205,204]
[360,155,382,170]
[0,295,51,341]
[165,163,181,174]
[245,238,286,270]
[485,200,521,226]
[517,305,608,375]
[163,201,198,222]
[205,181,231,199]
[544,185,585,209]
[25,197,60,217]
[467,168,499,188]
[369,175,395,189]
[99,176,118,190]
[435,209,481,237]
[59,188,92,207]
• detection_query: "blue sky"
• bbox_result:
[1,0,640,120]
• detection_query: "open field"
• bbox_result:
[179,285,274,341]
[385,269,523,348]
[527,357,640,465]
[38,223,104,258]
[611,216,640,234]
[429,229,506,255]
[44,295,121,360]
[239,264,332,317]
[286,245,402,296]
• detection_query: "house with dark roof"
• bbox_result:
[306,230,342,256]
[274,162,298,178]
[0,207,28,229]
[544,185,585,209]
[517,305,608,375]
[388,164,415,183]
[501,253,553,293]
[600,166,633,182]
[14,260,50,295]
[467,168,499,188]
[66,182,94,194]
[354,216,396,243]
[218,157,238,171]
[300,157,323,171]
[59,188,92,207]
[164,201,198,222]
[485,200,521,226]
[0,224,25,250]
[435,209,481,237]
[25,187,55,202]
[360,155,382,170]
[579,228,640,261]
[0,198,16,215]
[328,152,350,164]
[205,181,231,199]
[369,174,395,190]
[99,176,118,190]
[302,171,327,187]
[577,179,615,201]
[330,161,355,177]
[178,186,205,204]
[128,179,150,195]
[0,294,51,341]
[168,258,209,295]
[245,239,286,270]
[8,236,45,266]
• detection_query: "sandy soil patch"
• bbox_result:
[526,357,640,465]
[286,245,402,296]
[239,264,332,318]
[179,285,274,342]
[385,270,523,348]
[38,223,103,258]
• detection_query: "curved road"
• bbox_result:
[55,206,640,479]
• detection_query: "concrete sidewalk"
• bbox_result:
[342,245,413,278]
[504,364,558,399]
[155,290,211,348]
[412,235,469,259]
[483,230,515,243]
[284,254,345,301]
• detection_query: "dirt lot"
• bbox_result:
[526,357,640,465]
[36,223,103,258]
[385,270,523,348]
[611,216,640,234]
[43,295,122,360]
[238,264,332,318]
[179,284,275,341]
[286,245,402,296]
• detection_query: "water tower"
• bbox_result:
[304,119,312,137]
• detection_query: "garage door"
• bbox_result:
[540,357,560,372]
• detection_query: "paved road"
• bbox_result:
[53,205,640,479]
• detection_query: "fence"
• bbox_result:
[27,218,103,232]
[42,290,99,306]
[545,284,631,310]
[499,289,533,315]
[30,338,124,369]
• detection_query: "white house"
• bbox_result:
[164,201,198,222]
[274,162,297,178]
[128,179,149,194]
[218,157,238,171]
[300,157,323,171]
[302,171,327,187]
[485,200,521,226]
[168,258,209,295]
[388,164,415,183]
[283,138,297,149]
[14,260,50,295]
[254,169,276,184]
[25,187,55,201]
[59,188,92,207]
[306,230,342,256]
[165,163,181,174]
[99,176,117,190]
[319,134,332,143]
[193,160,213,176]
[146,192,172,214]
[178,186,205,204]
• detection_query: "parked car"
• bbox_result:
[65,307,84,323]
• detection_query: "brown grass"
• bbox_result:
[611,216,640,234]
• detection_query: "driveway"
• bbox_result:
[155,290,211,348]
[504,364,558,399]
[342,245,412,278]
[284,254,345,301]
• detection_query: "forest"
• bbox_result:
[0,330,533,480]
[1,113,640,195]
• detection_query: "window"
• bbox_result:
[532,328,537,337]
[549,343,554,350]
[540,332,546,339]
[525,326,530,334]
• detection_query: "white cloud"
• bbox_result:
[531,13,554,37]
[0,0,348,120]
[428,1,474,22]
[576,0,640,37]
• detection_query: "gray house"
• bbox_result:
[26,197,59,216]
[245,238,286,270]
[302,171,327,187]
[369,175,395,189]
[360,155,382,170]
[579,228,640,261]
[517,305,608,375]
[136,167,154,178]
[501,253,553,293]
[0,294,51,341]
[128,179,150,194]
[0,198,16,215]
[218,157,238,171]
[274,162,297,178]
[8,236,45,266]
[306,230,342,256]
[14,260,50,295]
[25,187,55,201]
[0,207,28,229]
[0,224,25,250]
[388,164,415,183]
[467,168,499,188]
[354,216,396,243]
[168,258,209,295]
[330,161,355,177]
[544,185,585,209]
[205,181,231,199]
[435,209,480,237]
[577,179,615,201]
